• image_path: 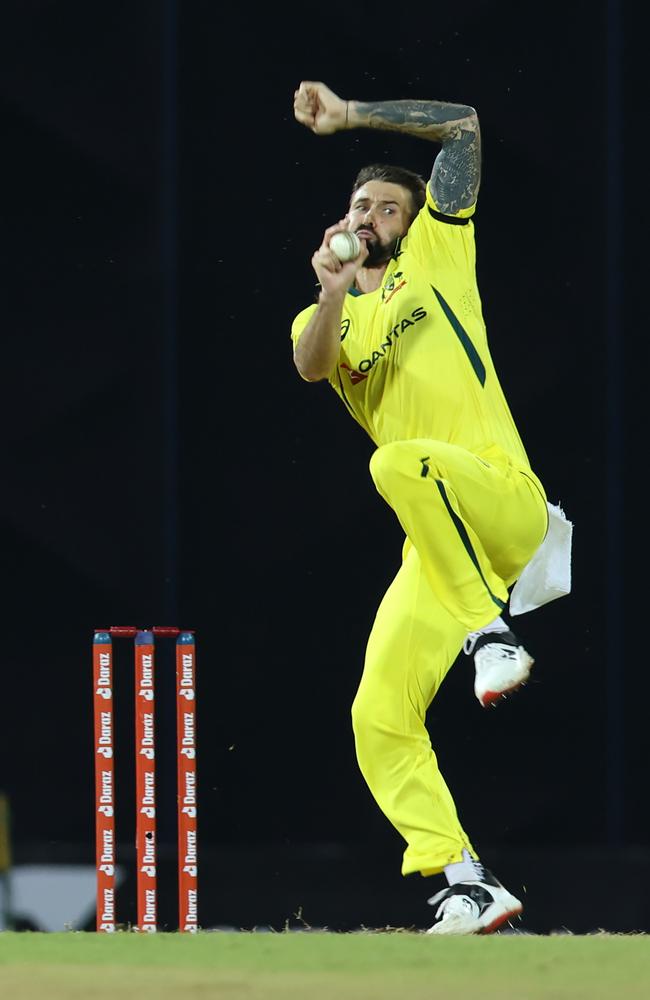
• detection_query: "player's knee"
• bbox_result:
[369,441,407,494]
[351,682,401,758]
[351,689,381,777]
[370,440,451,493]
[351,684,380,750]
[351,685,368,738]
[352,680,430,790]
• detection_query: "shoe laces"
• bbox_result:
[463,631,482,655]
[464,630,514,657]
[436,892,480,922]
[471,860,488,881]
[427,863,489,909]
[477,643,519,666]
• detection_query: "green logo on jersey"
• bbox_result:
[381,271,405,303]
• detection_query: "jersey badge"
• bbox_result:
[381,271,407,305]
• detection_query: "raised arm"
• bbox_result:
[294,81,481,215]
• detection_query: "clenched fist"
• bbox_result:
[312,220,369,299]
[293,81,348,135]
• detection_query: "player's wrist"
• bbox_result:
[317,284,347,307]
[343,100,356,130]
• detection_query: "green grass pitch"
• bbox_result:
[1,931,649,999]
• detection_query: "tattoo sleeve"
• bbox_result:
[350,99,481,214]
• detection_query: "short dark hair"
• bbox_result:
[351,164,427,223]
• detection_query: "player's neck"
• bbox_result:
[354,263,388,295]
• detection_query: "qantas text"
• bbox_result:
[354,307,427,374]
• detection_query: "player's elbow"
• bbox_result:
[293,354,329,382]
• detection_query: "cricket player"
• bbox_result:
[291,81,549,934]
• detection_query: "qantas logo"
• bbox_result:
[340,362,367,384]
[340,306,427,383]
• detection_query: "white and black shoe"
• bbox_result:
[426,868,523,936]
[464,629,534,708]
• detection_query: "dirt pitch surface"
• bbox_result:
[1,931,649,999]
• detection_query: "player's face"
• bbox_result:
[347,181,413,266]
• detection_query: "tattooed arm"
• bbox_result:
[351,99,480,214]
[293,81,481,214]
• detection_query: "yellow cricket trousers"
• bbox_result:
[351,439,548,876]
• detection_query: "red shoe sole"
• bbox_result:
[480,904,524,934]
[480,679,527,707]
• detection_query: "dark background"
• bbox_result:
[0,1,637,932]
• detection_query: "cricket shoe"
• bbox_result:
[426,871,523,936]
[464,629,534,708]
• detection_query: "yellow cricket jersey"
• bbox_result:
[291,185,533,471]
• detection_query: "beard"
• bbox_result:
[356,231,400,268]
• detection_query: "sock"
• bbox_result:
[475,615,508,636]
[464,616,511,657]
[444,848,486,886]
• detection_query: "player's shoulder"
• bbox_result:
[292,301,318,325]
[400,184,477,264]
[292,287,361,326]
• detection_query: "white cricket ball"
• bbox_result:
[329,230,361,263]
